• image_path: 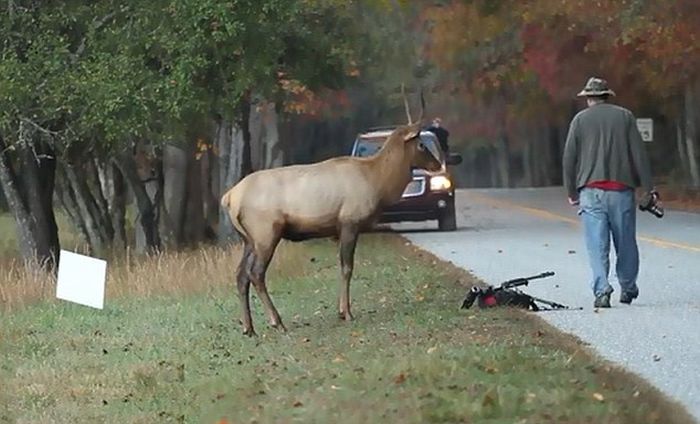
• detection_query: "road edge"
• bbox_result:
[397,233,698,424]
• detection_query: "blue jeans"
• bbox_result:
[578,188,640,297]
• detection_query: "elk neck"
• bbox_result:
[367,137,413,205]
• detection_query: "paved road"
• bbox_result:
[396,186,700,421]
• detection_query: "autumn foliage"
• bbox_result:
[411,0,700,187]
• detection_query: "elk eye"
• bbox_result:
[417,143,425,151]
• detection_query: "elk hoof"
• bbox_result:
[342,312,354,321]
[271,322,287,332]
[243,328,257,337]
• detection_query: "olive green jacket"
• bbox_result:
[562,103,653,200]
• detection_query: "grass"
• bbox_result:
[0,211,88,263]
[0,234,694,424]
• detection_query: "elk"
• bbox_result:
[220,89,442,336]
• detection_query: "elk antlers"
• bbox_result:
[401,83,425,125]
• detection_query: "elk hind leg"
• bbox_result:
[250,232,286,331]
[237,242,256,336]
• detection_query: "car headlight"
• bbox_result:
[430,175,452,191]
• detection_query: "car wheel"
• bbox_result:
[438,199,457,231]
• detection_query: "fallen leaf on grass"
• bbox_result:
[484,365,499,374]
[293,401,303,407]
[415,295,425,302]
[427,346,437,354]
[482,390,497,407]
[394,373,407,384]
[593,392,605,402]
[332,356,345,363]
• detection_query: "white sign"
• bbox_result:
[56,250,107,309]
[636,118,653,142]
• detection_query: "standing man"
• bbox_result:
[427,117,450,153]
[563,77,657,308]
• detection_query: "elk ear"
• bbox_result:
[403,130,419,142]
[403,123,421,142]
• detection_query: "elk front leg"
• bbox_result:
[338,225,359,321]
[237,243,256,336]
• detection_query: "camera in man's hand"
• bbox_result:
[639,190,664,218]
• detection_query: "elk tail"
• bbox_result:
[221,186,250,242]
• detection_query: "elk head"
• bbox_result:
[400,84,442,172]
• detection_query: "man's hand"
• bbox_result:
[568,197,580,206]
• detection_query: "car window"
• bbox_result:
[354,138,384,157]
[353,132,444,162]
[419,133,444,162]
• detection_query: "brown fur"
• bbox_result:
[221,122,442,336]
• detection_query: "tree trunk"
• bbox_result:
[0,129,60,269]
[239,92,253,177]
[217,94,254,243]
[550,124,564,186]
[182,140,205,245]
[217,119,247,243]
[489,147,500,187]
[676,104,690,180]
[115,150,161,254]
[94,160,127,251]
[55,176,91,249]
[106,162,127,251]
[684,84,700,187]
[161,143,188,247]
[496,132,511,188]
[0,138,39,261]
[262,101,283,168]
[522,137,533,188]
[250,99,264,170]
[89,158,112,234]
[529,124,551,187]
[204,140,219,242]
[250,98,283,170]
[62,163,112,255]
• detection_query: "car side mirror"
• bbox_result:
[446,153,462,166]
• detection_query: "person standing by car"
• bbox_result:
[427,117,449,153]
[563,77,658,308]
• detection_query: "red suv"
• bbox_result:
[351,126,462,231]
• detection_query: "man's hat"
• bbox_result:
[576,77,616,97]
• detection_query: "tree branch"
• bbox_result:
[70,11,118,64]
